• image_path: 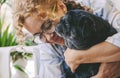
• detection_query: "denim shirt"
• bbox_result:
[38,43,67,78]
[77,0,120,47]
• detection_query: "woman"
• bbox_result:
[13,0,120,78]
[13,0,88,78]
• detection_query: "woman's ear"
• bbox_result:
[58,0,67,13]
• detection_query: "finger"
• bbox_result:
[64,51,67,57]
[64,49,70,59]
[64,48,71,53]
[90,75,101,78]
[65,59,71,67]
[70,64,79,73]
[90,76,97,78]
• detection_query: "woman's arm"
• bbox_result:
[64,41,120,72]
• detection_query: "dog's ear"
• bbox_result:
[77,16,95,38]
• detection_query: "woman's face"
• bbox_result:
[41,22,65,45]
[24,14,64,45]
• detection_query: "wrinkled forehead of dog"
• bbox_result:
[55,9,94,38]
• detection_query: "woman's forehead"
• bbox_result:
[23,15,45,33]
[25,15,42,25]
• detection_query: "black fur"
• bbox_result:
[64,1,84,11]
[55,10,117,78]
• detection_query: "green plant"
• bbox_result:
[0,16,17,47]
[0,0,6,4]
[10,50,33,73]
[14,65,27,73]
[10,51,33,63]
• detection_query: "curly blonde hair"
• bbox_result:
[13,0,62,45]
[13,0,91,45]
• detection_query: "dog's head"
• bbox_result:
[55,10,117,50]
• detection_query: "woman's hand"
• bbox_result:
[64,48,86,72]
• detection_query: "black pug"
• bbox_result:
[55,10,117,78]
